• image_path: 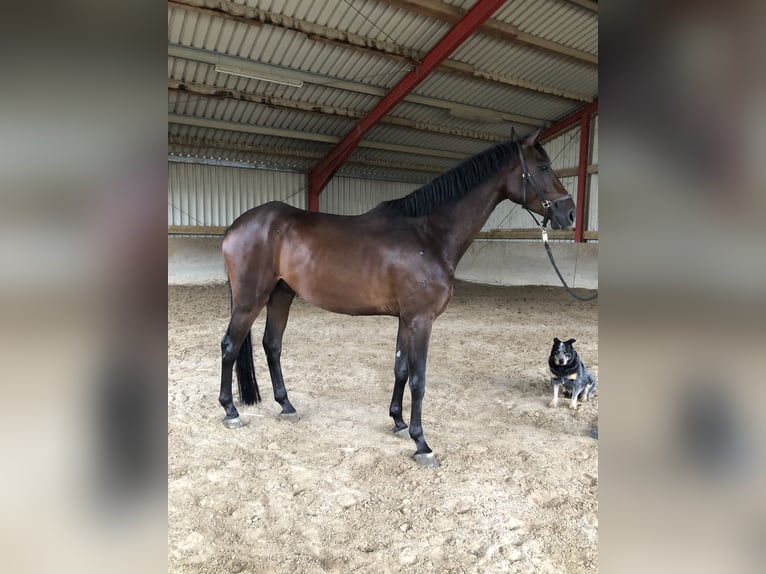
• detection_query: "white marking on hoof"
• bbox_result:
[414,452,440,468]
[222,417,244,429]
[393,426,410,438]
[279,412,299,422]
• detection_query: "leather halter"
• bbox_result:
[515,141,573,228]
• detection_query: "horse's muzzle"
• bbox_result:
[551,208,576,230]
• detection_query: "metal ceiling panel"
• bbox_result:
[168,0,597,185]
[494,0,598,53]
[414,71,579,121]
[452,35,597,95]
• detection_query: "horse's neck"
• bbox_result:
[427,177,505,267]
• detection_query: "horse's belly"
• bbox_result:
[296,284,398,316]
[281,265,399,316]
[310,296,397,316]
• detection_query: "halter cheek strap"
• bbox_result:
[515,141,572,229]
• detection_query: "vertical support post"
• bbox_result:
[307,176,320,212]
[575,112,591,243]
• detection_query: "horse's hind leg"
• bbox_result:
[263,281,297,415]
[220,299,268,427]
[389,319,409,434]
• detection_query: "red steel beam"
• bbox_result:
[540,99,597,143]
[307,0,508,211]
[539,100,597,242]
[574,112,591,243]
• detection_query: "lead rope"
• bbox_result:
[538,225,598,302]
[521,198,596,302]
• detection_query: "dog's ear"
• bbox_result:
[565,338,576,345]
[553,337,561,344]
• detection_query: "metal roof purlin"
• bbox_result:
[307,0,508,211]
[167,44,544,126]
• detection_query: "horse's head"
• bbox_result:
[505,128,576,230]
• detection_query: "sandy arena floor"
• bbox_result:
[168,281,598,573]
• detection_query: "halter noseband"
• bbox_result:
[515,141,572,228]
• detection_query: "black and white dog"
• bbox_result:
[548,338,596,411]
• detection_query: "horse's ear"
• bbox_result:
[510,126,518,141]
[523,127,543,146]
[553,337,561,344]
[565,338,576,345]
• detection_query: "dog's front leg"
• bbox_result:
[569,385,582,410]
[549,380,560,408]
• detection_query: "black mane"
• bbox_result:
[374,139,521,218]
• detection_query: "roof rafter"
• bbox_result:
[307,0,509,209]
[376,0,597,67]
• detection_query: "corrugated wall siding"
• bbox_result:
[168,162,305,226]
[168,115,597,234]
[320,177,418,215]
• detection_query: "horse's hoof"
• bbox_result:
[279,412,299,422]
[414,452,440,468]
[393,426,409,438]
[222,416,244,429]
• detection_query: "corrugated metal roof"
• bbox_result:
[271,0,454,52]
[168,0,597,181]
[452,35,597,95]
[494,0,598,53]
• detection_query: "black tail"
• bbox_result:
[235,331,261,405]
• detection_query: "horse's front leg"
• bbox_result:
[263,282,297,416]
[389,319,409,434]
[401,315,438,467]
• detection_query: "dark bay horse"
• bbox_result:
[219,129,575,466]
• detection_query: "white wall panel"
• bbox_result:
[320,176,418,215]
[588,173,598,232]
[168,162,305,226]
[546,126,581,171]
[591,114,598,163]
[168,112,598,234]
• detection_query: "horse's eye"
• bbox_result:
[539,165,549,172]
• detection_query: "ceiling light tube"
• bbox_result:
[214,64,304,88]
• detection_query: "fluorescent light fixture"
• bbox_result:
[214,63,304,88]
